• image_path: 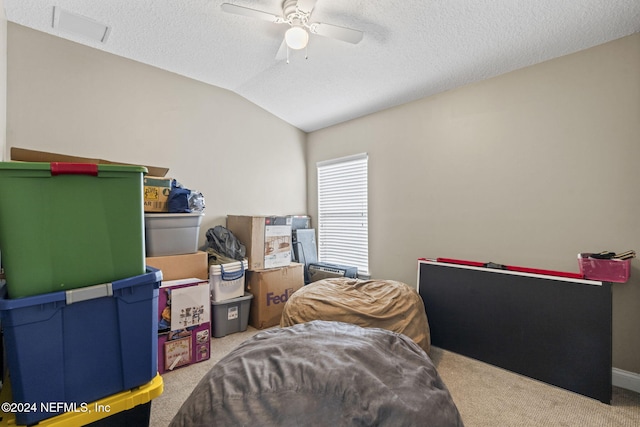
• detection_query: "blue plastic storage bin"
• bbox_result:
[0,267,161,426]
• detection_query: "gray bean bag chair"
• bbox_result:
[170,320,462,427]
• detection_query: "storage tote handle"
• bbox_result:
[220,262,245,281]
[65,282,113,305]
[51,162,99,176]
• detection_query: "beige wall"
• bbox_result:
[307,33,640,373]
[7,23,307,245]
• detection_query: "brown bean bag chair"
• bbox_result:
[280,278,431,354]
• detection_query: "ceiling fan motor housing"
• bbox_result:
[283,0,310,26]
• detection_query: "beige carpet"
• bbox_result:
[150,326,640,427]
[430,348,640,427]
[150,327,262,427]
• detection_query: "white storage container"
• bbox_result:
[144,213,204,257]
[210,260,248,302]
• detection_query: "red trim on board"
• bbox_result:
[431,257,584,279]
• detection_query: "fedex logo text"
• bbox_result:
[266,288,294,306]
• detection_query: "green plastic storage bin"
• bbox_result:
[0,161,147,298]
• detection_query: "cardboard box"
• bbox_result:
[10,147,169,177]
[144,176,173,212]
[146,251,208,281]
[157,278,211,374]
[158,323,210,374]
[245,263,304,329]
[226,215,292,270]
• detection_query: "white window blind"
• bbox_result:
[317,153,369,276]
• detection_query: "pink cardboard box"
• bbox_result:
[157,278,211,373]
[158,323,210,373]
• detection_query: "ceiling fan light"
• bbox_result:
[285,26,309,50]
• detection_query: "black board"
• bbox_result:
[418,260,612,403]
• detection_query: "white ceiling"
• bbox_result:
[5,1,640,132]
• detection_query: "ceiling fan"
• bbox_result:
[221,0,364,61]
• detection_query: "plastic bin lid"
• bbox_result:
[144,212,205,218]
[210,259,248,273]
[0,267,162,310]
[211,291,253,305]
[0,161,146,174]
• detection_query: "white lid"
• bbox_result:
[209,259,248,274]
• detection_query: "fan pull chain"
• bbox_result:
[285,44,309,63]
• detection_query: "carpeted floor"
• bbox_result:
[150,326,262,427]
[430,347,640,427]
[150,326,640,426]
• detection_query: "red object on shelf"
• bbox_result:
[434,257,584,280]
[506,265,583,279]
[436,258,485,267]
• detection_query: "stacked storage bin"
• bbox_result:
[0,161,161,426]
[0,374,163,427]
[143,204,213,373]
[210,259,253,338]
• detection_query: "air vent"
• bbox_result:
[52,6,111,43]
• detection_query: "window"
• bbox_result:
[317,153,369,276]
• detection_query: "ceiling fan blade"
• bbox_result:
[275,38,287,61]
[221,3,282,23]
[309,22,364,44]
[296,0,318,14]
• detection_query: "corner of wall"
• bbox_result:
[0,0,7,161]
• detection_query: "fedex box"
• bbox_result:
[246,263,304,329]
[226,215,292,270]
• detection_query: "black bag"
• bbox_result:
[204,226,246,261]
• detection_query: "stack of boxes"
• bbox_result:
[0,155,307,424]
[143,176,212,374]
[155,277,211,374]
[0,160,162,426]
[226,215,305,330]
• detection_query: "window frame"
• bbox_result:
[316,153,369,276]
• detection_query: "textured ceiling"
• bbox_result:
[5,1,640,132]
